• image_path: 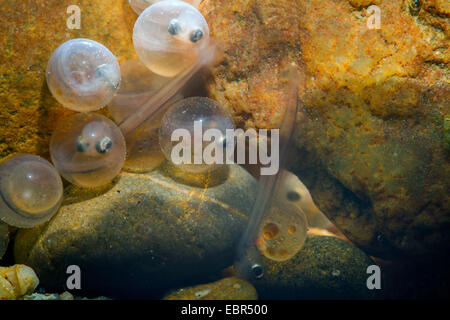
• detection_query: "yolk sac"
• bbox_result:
[132,0,210,77]
[50,113,126,188]
[128,0,202,15]
[256,202,308,262]
[279,171,332,230]
[0,154,63,228]
[46,38,121,112]
[159,97,235,174]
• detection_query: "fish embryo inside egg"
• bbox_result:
[159,97,235,173]
[257,202,308,262]
[132,0,210,77]
[46,38,121,112]
[0,154,63,228]
[50,113,126,188]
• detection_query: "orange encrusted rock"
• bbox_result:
[201,0,449,258]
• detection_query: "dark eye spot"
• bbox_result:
[96,137,113,154]
[190,29,203,43]
[287,191,301,201]
[251,264,264,279]
[168,19,181,36]
[76,136,90,152]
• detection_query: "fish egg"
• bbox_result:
[132,0,209,77]
[256,202,308,262]
[46,38,121,112]
[50,113,126,188]
[0,154,63,228]
[159,97,235,174]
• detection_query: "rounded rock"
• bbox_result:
[14,163,257,298]
[251,235,382,299]
[0,223,8,260]
[202,0,450,258]
[163,277,258,300]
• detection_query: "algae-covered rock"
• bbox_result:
[252,235,380,299]
[201,0,450,258]
[14,163,257,298]
[0,0,137,159]
[444,116,450,151]
[163,277,258,300]
[0,223,8,260]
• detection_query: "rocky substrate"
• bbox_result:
[1,0,449,300]
[13,163,257,298]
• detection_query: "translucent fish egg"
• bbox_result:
[0,154,63,228]
[50,113,126,188]
[132,0,210,77]
[129,0,202,15]
[256,202,308,262]
[159,97,235,173]
[46,38,121,112]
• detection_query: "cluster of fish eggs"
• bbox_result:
[0,0,214,228]
[0,0,308,273]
